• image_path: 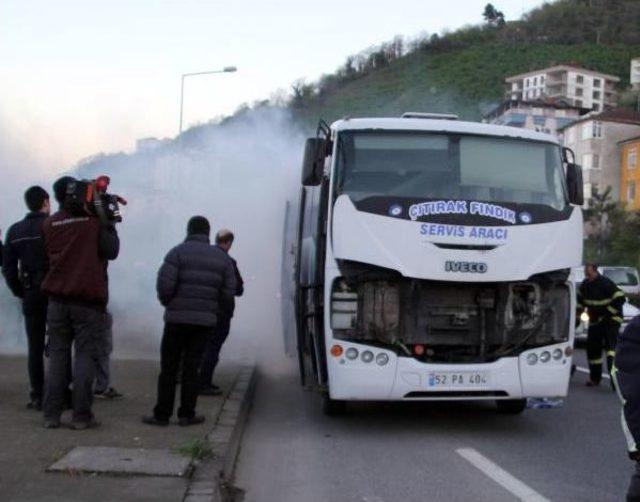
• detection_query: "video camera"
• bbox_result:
[64,176,127,223]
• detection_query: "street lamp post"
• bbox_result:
[178,66,237,135]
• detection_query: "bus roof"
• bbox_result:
[331,117,559,144]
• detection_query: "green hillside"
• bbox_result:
[290,0,640,127]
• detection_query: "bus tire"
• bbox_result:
[322,394,347,416]
[496,399,527,414]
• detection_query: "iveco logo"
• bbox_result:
[445,261,488,273]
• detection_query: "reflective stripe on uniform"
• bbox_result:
[607,350,616,358]
[613,290,626,300]
[612,316,623,324]
[584,290,626,307]
[612,367,639,454]
[589,358,603,364]
[608,305,619,314]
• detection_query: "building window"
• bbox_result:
[628,181,636,202]
[593,103,601,111]
[533,77,537,86]
[583,121,602,139]
[593,91,601,100]
[594,121,602,138]
[594,78,601,88]
[576,88,584,97]
[541,76,545,85]
[526,78,530,87]
[576,75,584,84]
[630,147,638,169]
[593,154,600,168]
[575,99,583,108]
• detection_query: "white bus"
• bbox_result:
[293,114,584,415]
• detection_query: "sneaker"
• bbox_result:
[69,418,101,430]
[586,380,600,387]
[26,399,43,411]
[44,419,61,429]
[178,415,205,427]
[142,415,170,427]
[95,387,123,400]
[199,386,223,396]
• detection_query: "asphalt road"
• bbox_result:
[234,348,631,502]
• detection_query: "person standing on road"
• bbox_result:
[143,216,235,426]
[93,310,123,400]
[612,315,640,501]
[2,186,51,410]
[577,263,625,387]
[199,229,244,396]
[41,176,120,429]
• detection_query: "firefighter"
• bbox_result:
[577,263,625,387]
[612,315,640,501]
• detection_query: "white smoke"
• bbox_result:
[74,107,304,359]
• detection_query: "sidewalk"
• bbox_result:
[0,355,245,502]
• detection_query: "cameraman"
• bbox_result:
[41,176,120,429]
[2,186,50,410]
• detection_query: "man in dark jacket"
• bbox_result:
[41,176,120,429]
[199,229,244,395]
[143,216,235,426]
[613,316,640,501]
[577,263,626,387]
[2,186,51,410]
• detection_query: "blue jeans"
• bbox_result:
[199,313,231,387]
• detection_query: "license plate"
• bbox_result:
[427,371,489,387]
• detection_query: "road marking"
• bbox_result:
[456,448,551,502]
[575,366,611,380]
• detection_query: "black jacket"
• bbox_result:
[216,245,244,316]
[578,274,625,326]
[2,212,49,309]
[157,234,236,327]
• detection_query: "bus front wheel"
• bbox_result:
[496,399,527,414]
[322,394,347,416]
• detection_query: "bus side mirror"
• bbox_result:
[302,138,328,186]
[566,163,584,206]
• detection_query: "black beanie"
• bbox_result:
[53,176,77,204]
[187,216,210,236]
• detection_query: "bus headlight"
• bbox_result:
[552,348,563,360]
[361,350,374,363]
[527,353,538,365]
[376,353,389,366]
[345,348,359,360]
[539,351,551,363]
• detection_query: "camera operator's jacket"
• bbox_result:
[41,210,119,307]
[157,234,236,327]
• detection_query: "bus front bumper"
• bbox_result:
[327,342,573,401]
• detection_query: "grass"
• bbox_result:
[176,438,213,461]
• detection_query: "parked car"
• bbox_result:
[600,266,640,296]
[572,266,640,342]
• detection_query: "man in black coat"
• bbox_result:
[143,216,235,426]
[2,186,51,410]
[613,316,640,501]
[199,229,244,395]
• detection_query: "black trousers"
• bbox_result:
[153,323,211,421]
[199,313,231,388]
[24,300,47,401]
[587,321,618,383]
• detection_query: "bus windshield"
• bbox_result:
[335,131,567,210]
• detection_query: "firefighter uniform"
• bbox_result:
[577,273,625,384]
[612,315,640,501]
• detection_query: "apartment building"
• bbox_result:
[506,65,620,111]
[632,57,640,90]
[559,109,640,203]
[483,99,588,137]
[621,135,640,210]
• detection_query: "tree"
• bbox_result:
[584,186,622,263]
[483,3,506,27]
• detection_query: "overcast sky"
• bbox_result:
[0,0,545,168]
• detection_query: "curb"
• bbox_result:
[183,364,256,502]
